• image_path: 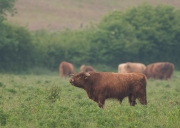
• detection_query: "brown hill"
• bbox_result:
[7,0,180,31]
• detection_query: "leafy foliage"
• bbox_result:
[0,0,16,22]
[0,22,34,72]
[30,3,180,70]
[1,3,180,72]
[47,85,61,103]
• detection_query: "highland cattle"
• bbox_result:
[59,61,74,78]
[143,62,174,80]
[69,72,147,108]
[118,62,146,73]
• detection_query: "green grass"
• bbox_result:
[7,0,180,31]
[0,71,180,128]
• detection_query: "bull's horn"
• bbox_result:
[85,72,90,76]
[69,74,74,76]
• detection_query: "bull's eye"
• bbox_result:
[76,76,81,80]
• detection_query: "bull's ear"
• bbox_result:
[84,72,90,79]
[84,72,90,77]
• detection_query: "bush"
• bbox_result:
[0,22,35,72]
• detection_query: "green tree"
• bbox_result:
[0,0,16,20]
[123,3,180,64]
[94,11,140,65]
[0,0,35,72]
[0,22,35,72]
[32,29,92,70]
[91,3,180,67]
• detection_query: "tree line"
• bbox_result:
[0,2,180,72]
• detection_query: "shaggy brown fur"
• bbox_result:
[143,62,174,80]
[118,62,146,73]
[69,72,147,108]
[80,65,96,72]
[59,61,74,78]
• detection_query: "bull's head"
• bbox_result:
[69,72,90,88]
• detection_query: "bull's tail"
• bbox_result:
[144,74,148,85]
[138,73,148,85]
[138,73,148,105]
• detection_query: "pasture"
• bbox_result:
[0,71,180,128]
[8,0,180,31]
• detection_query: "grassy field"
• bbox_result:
[0,71,180,128]
[7,0,180,31]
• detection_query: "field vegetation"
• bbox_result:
[1,1,180,127]
[0,71,180,127]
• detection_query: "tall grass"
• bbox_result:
[0,71,180,127]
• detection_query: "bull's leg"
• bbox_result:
[128,94,132,104]
[130,95,137,106]
[119,98,123,104]
[137,91,147,105]
[130,101,137,106]
[90,95,98,102]
[97,95,105,108]
[139,96,147,105]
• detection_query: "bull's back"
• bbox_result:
[122,73,147,83]
[88,72,147,101]
[91,72,133,96]
[94,72,146,87]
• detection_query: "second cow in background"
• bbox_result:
[118,62,146,74]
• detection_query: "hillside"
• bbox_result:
[7,0,180,31]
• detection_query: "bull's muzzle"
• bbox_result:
[69,78,74,85]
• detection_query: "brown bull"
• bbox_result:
[80,65,96,72]
[118,62,146,73]
[69,72,147,108]
[59,61,74,78]
[143,62,174,80]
